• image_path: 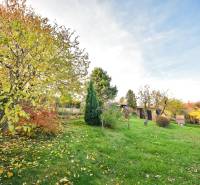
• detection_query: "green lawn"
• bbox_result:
[1,117,200,185]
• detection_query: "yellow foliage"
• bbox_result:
[189,109,200,120]
[7,171,13,178]
[0,167,4,175]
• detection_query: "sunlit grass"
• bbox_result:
[1,117,200,185]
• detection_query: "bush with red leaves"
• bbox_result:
[19,103,60,135]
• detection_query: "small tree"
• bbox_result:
[138,85,152,119]
[84,81,101,125]
[151,90,168,115]
[126,89,137,109]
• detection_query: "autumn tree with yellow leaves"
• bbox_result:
[0,0,89,133]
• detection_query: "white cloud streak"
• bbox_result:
[9,0,200,102]
[27,0,145,96]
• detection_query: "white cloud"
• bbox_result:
[142,77,200,102]
[143,30,174,43]
[27,0,145,97]
[3,0,199,102]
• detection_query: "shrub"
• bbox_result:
[189,109,200,124]
[33,110,60,135]
[101,105,123,128]
[19,104,60,136]
[156,116,170,127]
[15,124,36,137]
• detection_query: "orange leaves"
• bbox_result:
[18,103,60,134]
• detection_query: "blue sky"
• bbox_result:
[24,0,200,101]
[114,0,200,78]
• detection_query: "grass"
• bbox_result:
[1,117,200,185]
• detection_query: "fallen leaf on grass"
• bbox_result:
[56,177,73,185]
[7,171,13,178]
[155,175,161,178]
[0,167,4,175]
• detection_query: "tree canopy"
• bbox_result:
[126,89,137,109]
[166,98,184,117]
[90,67,117,105]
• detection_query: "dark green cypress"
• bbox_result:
[84,81,101,125]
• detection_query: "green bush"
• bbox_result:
[101,105,122,128]
[156,116,170,127]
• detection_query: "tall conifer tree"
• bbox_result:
[84,81,101,125]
